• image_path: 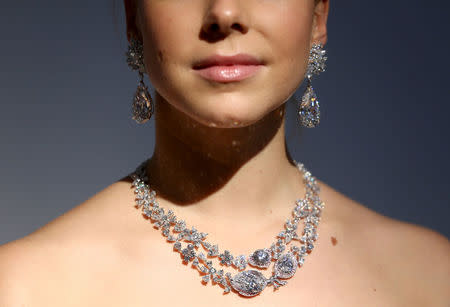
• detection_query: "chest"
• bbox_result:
[69,267,399,307]
[50,245,408,307]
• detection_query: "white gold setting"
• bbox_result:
[130,159,325,297]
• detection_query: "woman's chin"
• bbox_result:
[184,104,282,129]
[191,113,261,128]
[155,89,285,128]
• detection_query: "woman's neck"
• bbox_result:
[145,93,304,218]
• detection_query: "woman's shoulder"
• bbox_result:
[0,178,136,245]
[0,179,141,305]
[0,177,139,252]
[317,179,450,306]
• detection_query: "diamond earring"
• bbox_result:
[126,37,154,124]
[298,43,327,128]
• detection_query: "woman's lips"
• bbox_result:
[194,64,263,83]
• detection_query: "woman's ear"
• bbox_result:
[123,0,140,41]
[311,0,330,45]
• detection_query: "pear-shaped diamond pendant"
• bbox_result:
[299,81,320,128]
[132,73,154,124]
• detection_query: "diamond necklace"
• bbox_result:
[130,159,324,297]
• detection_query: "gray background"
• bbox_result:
[1,0,449,245]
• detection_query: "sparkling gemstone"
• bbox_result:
[174,220,186,232]
[202,275,210,283]
[143,209,152,218]
[274,252,297,279]
[300,245,307,254]
[207,244,219,257]
[298,256,305,267]
[233,254,247,270]
[181,244,196,263]
[199,265,209,273]
[126,37,145,72]
[229,270,267,297]
[285,219,297,232]
[248,248,271,268]
[151,207,164,220]
[173,242,182,251]
[294,203,310,218]
[299,84,320,128]
[290,245,300,254]
[219,250,234,266]
[285,232,293,244]
[306,43,327,78]
[197,252,206,261]
[132,80,153,124]
[186,227,208,247]
[162,228,170,237]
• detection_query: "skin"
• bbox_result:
[0,0,449,306]
[128,0,329,214]
[129,0,323,128]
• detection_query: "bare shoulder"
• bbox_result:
[0,235,36,306]
[318,179,450,306]
[0,179,140,306]
[379,216,450,307]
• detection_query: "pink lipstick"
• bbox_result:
[193,53,264,83]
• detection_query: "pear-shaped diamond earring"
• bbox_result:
[126,37,154,124]
[298,43,327,128]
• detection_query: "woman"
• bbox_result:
[0,0,448,305]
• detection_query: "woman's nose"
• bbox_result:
[200,0,249,41]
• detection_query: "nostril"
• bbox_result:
[208,23,220,32]
[231,23,242,31]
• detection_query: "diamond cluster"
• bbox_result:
[305,43,327,79]
[130,159,324,297]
